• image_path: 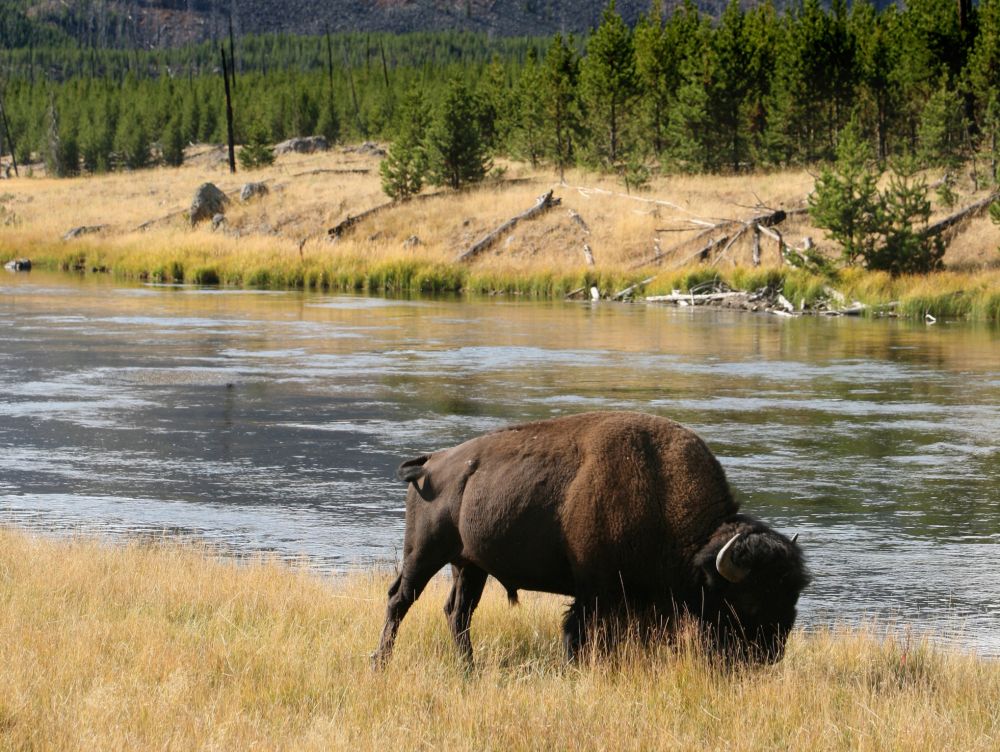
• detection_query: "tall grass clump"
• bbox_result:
[780,269,831,309]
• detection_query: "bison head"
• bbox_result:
[693,516,810,664]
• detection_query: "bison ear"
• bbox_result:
[397,455,429,483]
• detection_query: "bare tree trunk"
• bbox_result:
[221,46,236,174]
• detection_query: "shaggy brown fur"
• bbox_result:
[373,411,808,666]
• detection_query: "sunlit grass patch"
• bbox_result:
[2,528,998,750]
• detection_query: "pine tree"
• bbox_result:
[541,33,580,181]
[895,0,968,148]
[633,12,671,158]
[380,93,429,200]
[851,1,901,161]
[425,78,490,190]
[161,113,186,167]
[665,16,714,172]
[477,57,513,155]
[291,89,319,137]
[811,129,943,274]
[765,0,855,164]
[317,94,340,144]
[44,96,79,177]
[966,0,1000,182]
[114,114,150,170]
[809,118,880,265]
[238,122,275,169]
[868,160,944,275]
[579,0,638,169]
[508,50,546,167]
[79,98,114,173]
[711,0,752,171]
[916,79,969,170]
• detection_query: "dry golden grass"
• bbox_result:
[1,147,998,317]
[2,527,998,751]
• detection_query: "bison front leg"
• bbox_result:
[562,598,590,662]
[371,555,444,668]
[444,564,488,664]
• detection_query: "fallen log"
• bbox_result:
[328,199,396,239]
[63,224,108,240]
[456,190,560,263]
[290,168,371,177]
[922,192,1000,238]
[568,183,687,212]
[645,291,751,304]
[613,275,656,301]
[776,293,796,312]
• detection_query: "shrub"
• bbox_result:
[238,124,275,170]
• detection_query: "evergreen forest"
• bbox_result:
[0,0,995,188]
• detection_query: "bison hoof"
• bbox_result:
[370,650,390,671]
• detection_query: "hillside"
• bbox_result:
[8,0,644,47]
[6,0,893,48]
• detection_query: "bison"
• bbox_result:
[373,411,809,666]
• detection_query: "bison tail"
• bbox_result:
[397,455,429,484]
[507,588,519,607]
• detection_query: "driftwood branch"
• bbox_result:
[922,193,999,239]
[328,199,397,239]
[456,190,560,263]
[567,183,688,213]
[291,168,371,177]
[328,179,547,241]
[612,275,656,301]
[646,291,751,304]
[636,204,805,270]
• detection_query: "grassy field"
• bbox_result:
[1,145,999,320]
[2,527,997,751]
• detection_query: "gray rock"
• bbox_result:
[190,183,229,225]
[274,136,329,155]
[344,141,387,157]
[240,182,269,202]
[211,213,226,230]
[403,235,421,248]
[4,258,31,271]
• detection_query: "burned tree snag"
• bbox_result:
[220,45,236,174]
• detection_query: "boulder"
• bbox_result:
[190,183,229,225]
[240,182,269,202]
[211,213,226,231]
[274,136,329,155]
[344,141,387,157]
[4,258,31,271]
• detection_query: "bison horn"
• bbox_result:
[791,533,799,544]
[716,533,749,584]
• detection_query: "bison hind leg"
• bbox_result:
[445,564,489,664]
[372,553,450,669]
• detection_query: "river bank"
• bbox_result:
[2,527,997,750]
[2,145,998,322]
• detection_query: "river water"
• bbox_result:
[2,272,998,655]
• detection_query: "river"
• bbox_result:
[2,272,998,655]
